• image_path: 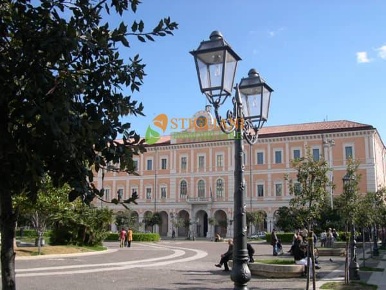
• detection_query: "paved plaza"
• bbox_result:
[12,240,386,289]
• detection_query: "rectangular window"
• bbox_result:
[117,189,123,201]
[257,152,264,165]
[131,188,138,199]
[216,155,223,167]
[275,184,282,196]
[274,150,282,164]
[198,156,205,169]
[312,148,320,161]
[146,188,152,199]
[133,160,138,171]
[161,187,167,199]
[104,189,110,201]
[293,149,301,160]
[181,157,187,170]
[257,184,264,197]
[161,158,167,170]
[294,182,301,194]
[216,180,224,198]
[146,159,153,170]
[345,146,353,159]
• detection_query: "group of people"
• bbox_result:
[290,230,321,270]
[214,227,333,273]
[320,228,339,247]
[214,239,255,271]
[119,227,133,248]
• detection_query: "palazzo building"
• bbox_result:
[95,108,386,239]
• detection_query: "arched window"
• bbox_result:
[216,179,224,198]
[180,180,187,198]
[198,180,205,198]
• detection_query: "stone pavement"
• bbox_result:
[12,239,386,290]
[360,248,386,290]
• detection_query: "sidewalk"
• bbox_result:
[313,244,386,290]
[362,249,386,290]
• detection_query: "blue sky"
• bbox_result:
[115,1,386,141]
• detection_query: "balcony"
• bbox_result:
[186,196,213,204]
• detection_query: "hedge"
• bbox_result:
[104,232,160,242]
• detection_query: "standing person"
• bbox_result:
[326,228,333,247]
[126,228,133,247]
[320,230,327,247]
[247,243,255,263]
[215,239,233,271]
[332,229,339,242]
[119,228,126,248]
[172,229,176,239]
[271,229,278,256]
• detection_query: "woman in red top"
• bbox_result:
[119,228,126,248]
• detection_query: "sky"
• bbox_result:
[111,1,386,141]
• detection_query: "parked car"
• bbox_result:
[249,231,267,239]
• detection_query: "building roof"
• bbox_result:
[259,120,374,138]
[145,120,375,146]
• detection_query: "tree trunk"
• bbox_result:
[345,224,349,284]
[0,190,17,290]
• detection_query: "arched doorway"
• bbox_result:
[214,210,228,238]
[143,211,153,233]
[178,210,189,238]
[130,211,140,231]
[159,211,168,237]
[196,210,208,237]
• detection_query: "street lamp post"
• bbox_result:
[190,31,274,290]
[373,224,379,256]
[323,138,335,209]
[342,174,360,281]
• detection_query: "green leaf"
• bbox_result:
[145,126,160,145]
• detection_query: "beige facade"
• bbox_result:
[96,113,386,239]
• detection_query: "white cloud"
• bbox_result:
[356,51,372,63]
[267,27,285,38]
[377,45,386,60]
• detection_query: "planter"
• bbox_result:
[249,262,305,278]
[317,248,345,256]
[229,261,304,278]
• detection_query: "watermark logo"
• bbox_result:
[145,114,168,145]
[145,113,246,144]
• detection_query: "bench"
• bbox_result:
[249,262,305,278]
[229,260,305,278]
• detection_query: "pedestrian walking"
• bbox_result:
[119,228,126,248]
[127,228,133,247]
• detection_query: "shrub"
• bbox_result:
[104,232,160,242]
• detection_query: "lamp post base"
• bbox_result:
[349,262,360,281]
[231,259,251,290]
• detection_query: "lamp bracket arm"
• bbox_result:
[213,98,237,134]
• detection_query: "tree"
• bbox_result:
[0,1,178,288]
[50,203,113,246]
[13,176,71,254]
[246,210,265,234]
[285,147,332,290]
[335,159,361,284]
[275,206,303,232]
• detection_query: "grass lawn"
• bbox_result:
[255,259,295,265]
[15,245,106,256]
[320,281,377,289]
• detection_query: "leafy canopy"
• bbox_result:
[285,147,332,228]
[0,0,178,204]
